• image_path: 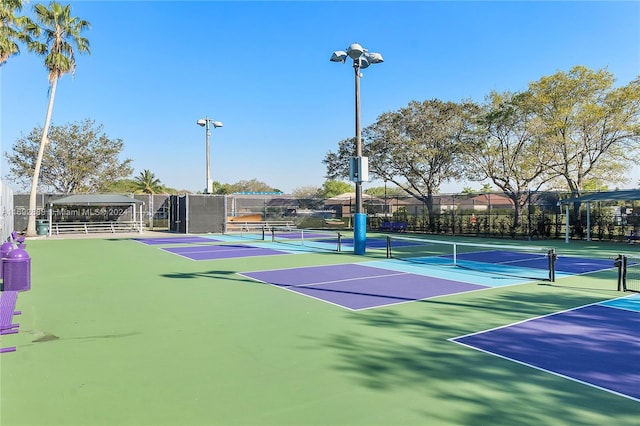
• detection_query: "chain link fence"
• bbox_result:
[9,191,640,242]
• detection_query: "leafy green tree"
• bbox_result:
[0,0,40,66]
[325,99,480,231]
[103,178,138,194]
[319,180,353,198]
[460,184,495,195]
[525,67,640,197]
[6,119,132,193]
[217,179,279,194]
[133,169,164,194]
[292,186,321,199]
[581,179,609,192]
[104,178,184,195]
[290,186,323,209]
[480,183,493,192]
[364,185,406,198]
[24,1,90,236]
[467,90,556,230]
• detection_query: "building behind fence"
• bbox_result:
[9,190,640,242]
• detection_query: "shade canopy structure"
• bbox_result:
[558,189,640,243]
[558,189,640,205]
[47,194,144,236]
[49,194,144,206]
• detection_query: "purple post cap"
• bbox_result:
[6,246,29,259]
[1,240,14,256]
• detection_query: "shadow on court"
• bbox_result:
[306,288,639,424]
[160,269,256,284]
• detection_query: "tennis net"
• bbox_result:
[267,227,345,252]
[620,255,640,292]
[385,235,557,282]
[222,227,269,242]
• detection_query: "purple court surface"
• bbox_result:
[136,236,220,245]
[448,250,615,275]
[163,244,289,260]
[452,303,640,401]
[553,256,617,274]
[240,263,488,310]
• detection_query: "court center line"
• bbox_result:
[166,246,265,255]
[288,271,412,287]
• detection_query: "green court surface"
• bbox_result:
[1,233,639,425]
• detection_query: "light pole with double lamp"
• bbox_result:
[196,117,224,194]
[330,42,383,255]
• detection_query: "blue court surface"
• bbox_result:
[451,294,640,402]
[365,259,537,286]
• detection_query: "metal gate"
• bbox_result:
[169,195,187,233]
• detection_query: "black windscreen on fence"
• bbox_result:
[187,195,225,234]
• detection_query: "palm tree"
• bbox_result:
[0,0,40,66]
[25,2,90,236]
[134,170,164,194]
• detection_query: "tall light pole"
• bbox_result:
[330,42,383,255]
[196,117,223,194]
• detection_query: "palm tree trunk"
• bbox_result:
[26,77,58,236]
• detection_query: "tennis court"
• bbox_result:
[239,248,620,310]
[1,232,639,425]
[241,264,488,310]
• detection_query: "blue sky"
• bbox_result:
[2,1,639,194]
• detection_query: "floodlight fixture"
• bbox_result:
[346,42,365,59]
[330,51,348,63]
[358,56,370,69]
[367,52,384,64]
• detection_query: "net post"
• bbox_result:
[453,243,457,266]
[386,236,391,259]
[261,226,265,241]
[271,227,275,242]
[337,232,342,252]
[614,254,623,291]
[301,229,304,246]
[622,255,628,291]
[547,249,557,282]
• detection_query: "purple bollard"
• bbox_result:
[3,243,30,292]
[0,239,15,281]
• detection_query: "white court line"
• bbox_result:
[237,267,410,288]
[449,299,640,403]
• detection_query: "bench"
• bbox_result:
[379,221,408,232]
[627,230,640,244]
[225,221,295,233]
[1,291,19,353]
[51,221,143,235]
[324,219,346,228]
